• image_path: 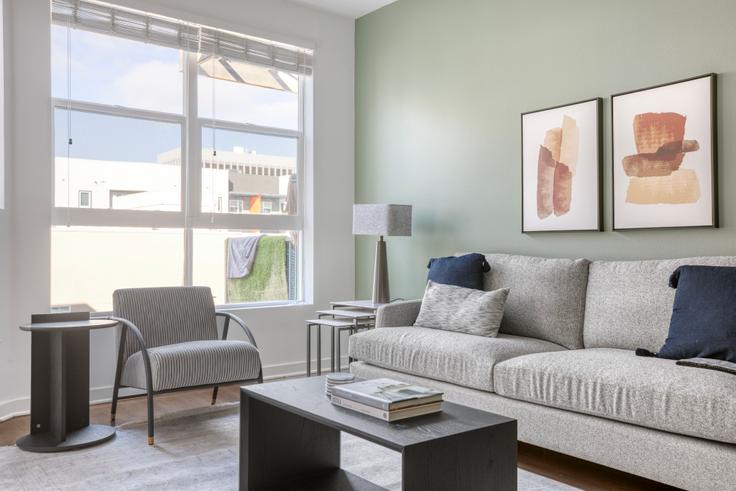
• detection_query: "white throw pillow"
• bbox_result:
[414,280,510,337]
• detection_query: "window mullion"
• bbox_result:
[52,97,185,125]
[183,51,201,286]
[200,119,301,139]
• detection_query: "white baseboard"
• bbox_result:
[0,355,347,422]
[0,398,29,423]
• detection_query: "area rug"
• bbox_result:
[0,405,578,490]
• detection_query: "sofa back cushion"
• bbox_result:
[584,256,736,352]
[483,254,590,349]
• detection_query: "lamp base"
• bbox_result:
[372,237,390,304]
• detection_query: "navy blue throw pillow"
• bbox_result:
[657,265,736,363]
[427,253,491,290]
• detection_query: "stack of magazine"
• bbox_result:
[331,378,443,422]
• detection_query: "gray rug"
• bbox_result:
[0,405,578,490]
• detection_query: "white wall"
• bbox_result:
[0,0,355,419]
[0,212,11,414]
[0,0,12,416]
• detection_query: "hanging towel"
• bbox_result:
[227,236,288,303]
[227,235,261,279]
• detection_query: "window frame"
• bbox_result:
[52,38,306,309]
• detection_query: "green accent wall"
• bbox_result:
[355,0,736,300]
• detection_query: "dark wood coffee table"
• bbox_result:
[240,377,517,490]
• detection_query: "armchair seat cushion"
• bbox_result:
[121,340,261,392]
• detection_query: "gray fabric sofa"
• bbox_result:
[349,254,736,490]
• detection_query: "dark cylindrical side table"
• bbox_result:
[16,313,118,452]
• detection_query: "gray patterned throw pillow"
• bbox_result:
[414,281,510,337]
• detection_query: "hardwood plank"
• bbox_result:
[518,442,679,490]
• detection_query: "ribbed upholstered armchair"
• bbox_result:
[108,286,262,445]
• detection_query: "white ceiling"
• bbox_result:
[288,0,397,18]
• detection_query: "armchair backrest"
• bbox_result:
[113,286,218,363]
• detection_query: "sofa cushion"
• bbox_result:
[658,265,736,362]
[427,253,490,290]
[583,256,736,352]
[348,326,565,392]
[493,348,736,444]
[483,254,590,349]
[414,281,509,337]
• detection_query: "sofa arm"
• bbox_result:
[375,299,422,328]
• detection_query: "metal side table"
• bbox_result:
[17,312,117,452]
[305,309,376,376]
[316,310,376,371]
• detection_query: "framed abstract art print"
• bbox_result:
[611,74,717,230]
[521,98,602,232]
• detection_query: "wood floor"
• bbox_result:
[0,383,677,490]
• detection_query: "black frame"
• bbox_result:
[108,310,262,445]
[521,97,603,233]
[611,73,718,231]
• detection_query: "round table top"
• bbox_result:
[19,319,119,332]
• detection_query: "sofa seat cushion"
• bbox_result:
[493,348,736,444]
[348,326,566,392]
[122,340,261,391]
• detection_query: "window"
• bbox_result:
[51,227,185,312]
[54,108,182,211]
[50,0,312,312]
[200,128,298,215]
[78,190,91,208]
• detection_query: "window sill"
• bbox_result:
[215,300,309,312]
[90,300,310,318]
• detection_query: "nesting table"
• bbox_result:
[16,313,117,452]
[305,300,386,376]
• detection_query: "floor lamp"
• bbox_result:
[353,204,412,304]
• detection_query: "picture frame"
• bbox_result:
[521,98,602,233]
[611,74,718,230]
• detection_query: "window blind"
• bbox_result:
[51,0,313,75]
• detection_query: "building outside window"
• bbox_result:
[50,0,312,312]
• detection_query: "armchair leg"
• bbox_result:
[147,389,155,445]
[211,386,219,405]
[110,374,121,424]
[111,326,126,425]
[110,386,119,425]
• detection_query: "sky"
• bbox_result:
[52,26,299,162]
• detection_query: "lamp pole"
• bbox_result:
[372,235,390,304]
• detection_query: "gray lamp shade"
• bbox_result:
[353,204,412,236]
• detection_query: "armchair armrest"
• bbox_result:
[216,311,258,348]
[375,299,422,328]
[105,315,154,393]
[106,315,150,357]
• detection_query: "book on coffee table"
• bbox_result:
[331,395,442,422]
[331,378,443,411]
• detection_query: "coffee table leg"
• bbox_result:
[401,422,517,491]
[240,391,340,490]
